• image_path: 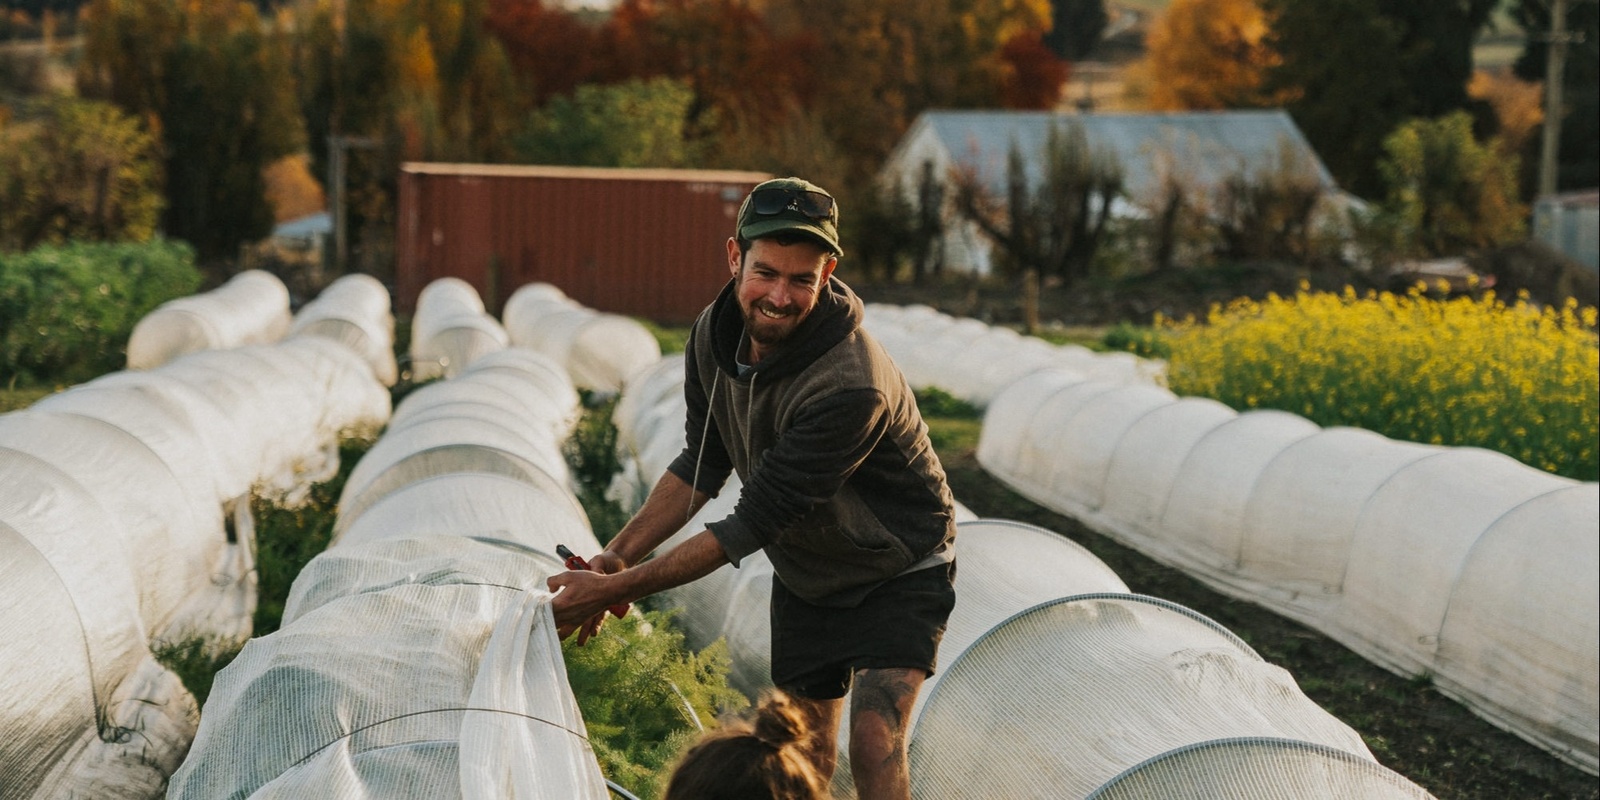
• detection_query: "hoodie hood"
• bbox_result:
[706,275,864,382]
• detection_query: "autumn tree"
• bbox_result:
[485,0,600,107]
[767,0,1054,173]
[1511,0,1599,191]
[77,0,302,263]
[0,95,162,252]
[1128,0,1285,110]
[290,0,519,271]
[1376,110,1526,257]
[1262,0,1498,200]
[1000,29,1071,109]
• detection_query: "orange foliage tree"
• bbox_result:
[1000,29,1071,109]
[1127,0,1285,110]
[484,0,602,107]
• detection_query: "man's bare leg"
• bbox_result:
[849,667,925,800]
[786,693,845,783]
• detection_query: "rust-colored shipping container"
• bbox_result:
[397,163,772,323]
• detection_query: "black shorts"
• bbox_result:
[769,561,957,701]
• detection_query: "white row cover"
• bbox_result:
[411,278,510,381]
[172,346,609,798]
[977,366,1600,774]
[909,593,1426,799]
[502,282,661,394]
[606,366,1431,797]
[863,303,1164,407]
[291,273,400,386]
[127,270,292,370]
[2,329,392,798]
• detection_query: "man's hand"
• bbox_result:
[587,549,628,577]
[548,553,627,645]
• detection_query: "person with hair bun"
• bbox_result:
[663,690,829,800]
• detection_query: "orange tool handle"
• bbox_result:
[555,544,631,618]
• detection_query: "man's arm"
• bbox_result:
[549,470,716,641]
[600,470,713,570]
[548,529,728,632]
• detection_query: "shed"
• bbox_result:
[1533,190,1599,272]
[879,110,1343,274]
[396,164,771,322]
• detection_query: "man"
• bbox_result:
[549,176,957,800]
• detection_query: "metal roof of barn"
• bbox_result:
[890,109,1339,199]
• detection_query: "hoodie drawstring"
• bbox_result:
[688,370,718,524]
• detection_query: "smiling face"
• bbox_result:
[727,236,838,362]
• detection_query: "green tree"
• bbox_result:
[1377,110,1527,257]
[513,77,705,168]
[0,95,163,252]
[78,0,302,262]
[290,0,519,272]
[1044,0,1108,61]
[1262,0,1498,199]
[1512,0,1599,191]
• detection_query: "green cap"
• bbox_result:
[736,177,843,257]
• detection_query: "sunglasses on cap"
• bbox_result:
[749,187,836,222]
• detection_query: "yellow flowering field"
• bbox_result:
[1161,284,1599,482]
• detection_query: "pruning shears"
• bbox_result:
[555,544,631,619]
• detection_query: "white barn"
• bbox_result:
[879,109,1344,274]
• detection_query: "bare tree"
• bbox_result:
[952,120,1123,288]
[1210,137,1326,262]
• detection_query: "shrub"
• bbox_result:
[0,239,202,386]
[0,95,164,252]
[567,396,632,544]
[563,612,746,800]
[1101,322,1173,360]
[1376,111,1526,258]
[1161,284,1599,481]
[915,387,982,419]
[251,437,373,636]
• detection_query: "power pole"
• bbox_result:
[1538,0,1571,197]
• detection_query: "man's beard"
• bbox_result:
[743,301,799,346]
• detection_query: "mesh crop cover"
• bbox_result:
[3,324,390,797]
[127,269,291,369]
[290,273,399,386]
[502,282,662,394]
[976,360,1599,773]
[908,595,1383,798]
[167,580,607,799]
[172,332,609,797]
[862,303,1163,406]
[411,277,510,381]
[0,459,197,799]
[1086,738,1434,800]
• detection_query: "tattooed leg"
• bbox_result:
[849,667,925,800]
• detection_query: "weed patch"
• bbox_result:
[251,437,371,636]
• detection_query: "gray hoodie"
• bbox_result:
[666,276,957,607]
